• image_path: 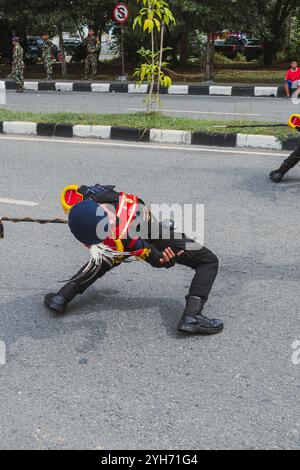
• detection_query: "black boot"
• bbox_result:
[44,282,79,314]
[177,296,223,335]
[269,162,290,182]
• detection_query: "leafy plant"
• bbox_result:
[133,0,176,112]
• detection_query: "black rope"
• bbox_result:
[0,216,68,239]
[213,124,289,129]
[1,217,68,224]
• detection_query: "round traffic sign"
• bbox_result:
[113,3,130,24]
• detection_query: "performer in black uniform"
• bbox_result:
[45,184,223,336]
[270,146,300,182]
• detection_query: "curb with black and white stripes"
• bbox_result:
[0,120,298,150]
[1,79,286,98]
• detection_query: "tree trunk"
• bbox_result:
[58,29,67,79]
[156,23,164,111]
[98,27,103,56]
[211,35,215,79]
[263,40,275,67]
[147,28,155,113]
[94,25,103,55]
[164,27,179,65]
[204,33,215,81]
[170,49,179,66]
[179,27,188,67]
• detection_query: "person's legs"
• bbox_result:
[270,146,300,182]
[150,233,223,334]
[10,65,16,81]
[48,61,53,80]
[291,80,300,97]
[15,67,24,92]
[45,60,52,80]
[44,260,114,313]
[85,55,93,79]
[84,56,90,79]
[43,60,48,78]
[285,81,291,97]
[151,233,218,299]
[178,245,219,301]
[91,55,97,79]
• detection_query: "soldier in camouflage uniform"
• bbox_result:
[83,29,100,80]
[10,37,25,92]
[41,34,54,81]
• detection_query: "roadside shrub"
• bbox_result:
[214,52,234,64]
[234,52,247,63]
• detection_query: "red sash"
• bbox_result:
[102,192,139,251]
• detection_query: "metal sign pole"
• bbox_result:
[121,25,125,76]
[113,3,129,81]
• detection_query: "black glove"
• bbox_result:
[147,247,176,269]
[163,258,176,269]
[147,247,163,268]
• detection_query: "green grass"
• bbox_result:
[0,108,296,140]
[216,69,285,84]
[0,62,287,84]
[171,68,285,84]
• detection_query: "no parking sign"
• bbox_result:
[113,3,130,24]
[113,3,130,77]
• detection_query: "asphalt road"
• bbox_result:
[0,135,299,449]
[2,90,300,122]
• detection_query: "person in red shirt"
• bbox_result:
[284,60,300,97]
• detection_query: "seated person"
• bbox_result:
[284,60,300,97]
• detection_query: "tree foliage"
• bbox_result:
[1,0,300,73]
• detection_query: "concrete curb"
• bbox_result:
[1,79,286,98]
[0,119,298,150]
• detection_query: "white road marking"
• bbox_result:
[0,197,38,206]
[127,108,262,117]
[0,134,289,157]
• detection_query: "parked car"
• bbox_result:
[70,42,86,63]
[23,37,40,64]
[215,36,247,59]
[28,35,44,48]
[244,39,263,61]
[214,39,225,48]
[62,38,85,62]
[63,38,81,52]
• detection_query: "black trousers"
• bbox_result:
[284,146,300,169]
[59,233,219,303]
[149,233,219,301]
